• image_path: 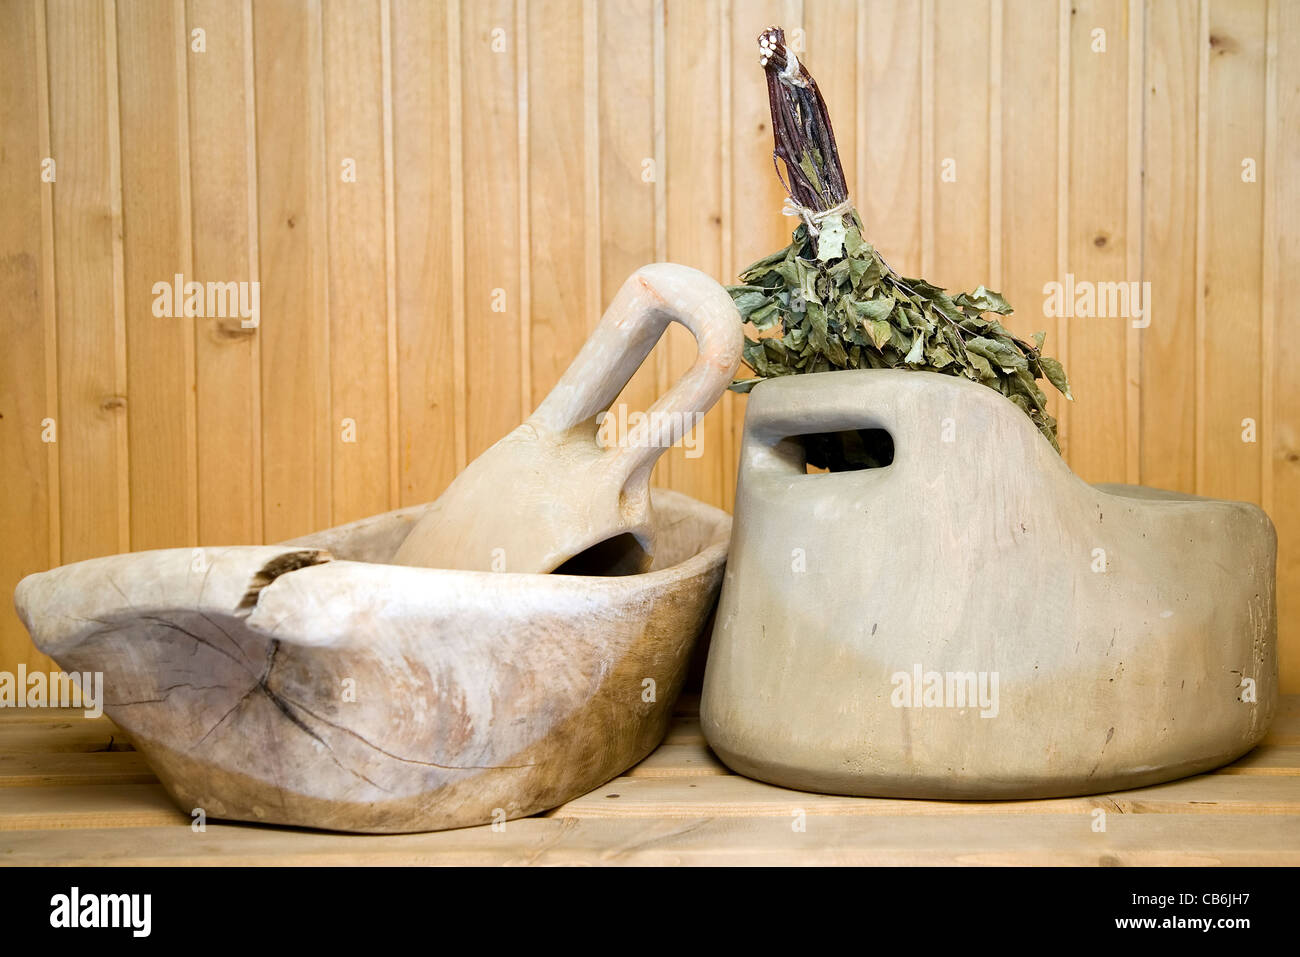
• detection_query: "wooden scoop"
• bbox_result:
[391,263,743,574]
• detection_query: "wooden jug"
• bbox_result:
[392,263,743,575]
[702,369,1277,799]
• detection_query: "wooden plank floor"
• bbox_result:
[1,695,1297,866]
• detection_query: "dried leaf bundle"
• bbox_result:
[730,27,1073,464]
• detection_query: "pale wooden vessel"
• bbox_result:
[16,489,729,833]
[393,263,743,575]
[702,369,1278,799]
[13,262,740,833]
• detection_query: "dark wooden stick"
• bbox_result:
[758,26,849,213]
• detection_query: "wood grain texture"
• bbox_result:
[1000,0,1062,424]
[931,0,991,295]
[187,0,262,547]
[391,0,458,506]
[0,0,1296,692]
[461,0,522,460]
[663,0,726,508]
[322,0,391,525]
[702,368,1278,800]
[600,0,661,484]
[45,0,128,565]
[726,0,799,511]
[803,0,856,214]
[1273,0,1300,696]
[1200,0,1266,505]
[0,0,56,675]
[1,698,1297,863]
[13,491,732,833]
[253,0,330,542]
[0,751,155,788]
[859,0,923,270]
[527,0,588,420]
[557,766,1300,818]
[1141,0,1199,494]
[1064,0,1130,480]
[117,0,198,552]
[2,813,1297,865]
[0,718,132,755]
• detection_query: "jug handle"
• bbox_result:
[738,369,917,479]
[530,263,744,487]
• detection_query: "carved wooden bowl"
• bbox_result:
[702,369,1277,799]
[16,489,729,833]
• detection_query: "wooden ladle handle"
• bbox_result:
[531,263,743,485]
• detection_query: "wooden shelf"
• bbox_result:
[2,695,1297,866]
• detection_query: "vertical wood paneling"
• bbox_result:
[988,0,1003,291]
[664,0,726,509]
[46,0,128,563]
[931,0,990,294]
[718,0,735,511]
[859,0,923,273]
[461,0,522,460]
[727,0,798,511]
[601,0,659,475]
[116,0,198,551]
[582,0,600,342]
[1000,0,1060,413]
[651,0,668,485]
[804,0,856,209]
[921,0,935,276]
[36,0,60,577]
[515,0,533,421]
[1,0,1298,690]
[391,0,458,506]
[1118,0,1138,481]
[0,0,55,672]
[1064,0,1130,480]
[527,0,588,407]
[1200,0,1266,504]
[322,0,390,525]
[448,0,468,472]
[1055,0,1071,445]
[254,0,330,541]
[381,0,400,509]
[1141,0,1199,493]
[187,0,262,546]
[1260,0,1276,519]
[1272,0,1300,695]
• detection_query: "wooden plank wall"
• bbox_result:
[1,0,1296,692]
